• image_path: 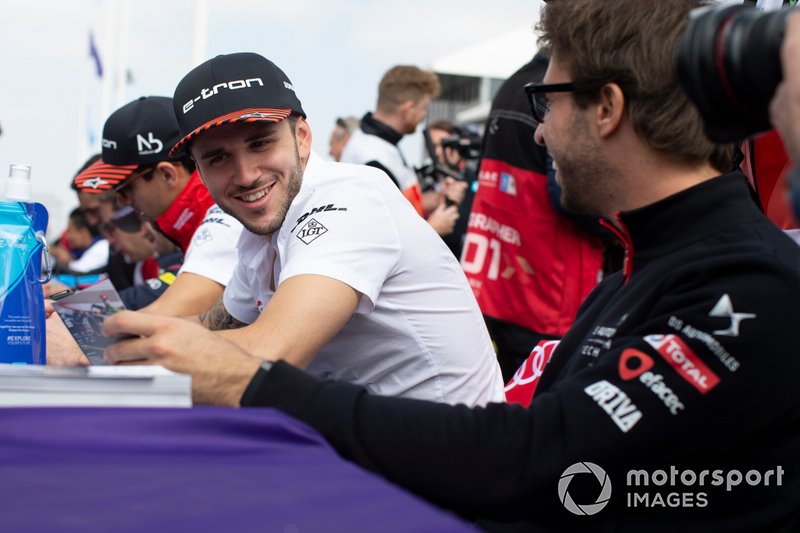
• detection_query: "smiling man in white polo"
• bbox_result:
[132,52,504,405]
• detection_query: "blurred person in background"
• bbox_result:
[101,206,184,310]
[426,119,476,258]
[341,65,462,237]
[328,116,359,162]
[51,207,109,274]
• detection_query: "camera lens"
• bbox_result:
[676,4,793,143]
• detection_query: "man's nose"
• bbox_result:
[534,123,546,147]
[232,154,260,186]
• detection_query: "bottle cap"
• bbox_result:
[6,164,31,201]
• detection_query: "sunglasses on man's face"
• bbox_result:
[524,81,606,123]
[114,165,156,199]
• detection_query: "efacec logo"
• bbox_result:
[558,462,784,515]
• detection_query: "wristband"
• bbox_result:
[240,360,274,406]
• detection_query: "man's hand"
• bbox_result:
[43,280,71,299]
[46,312,90,366]
[427,203,460,237]
[771,12,800,161]
[104,311,263,406]
[441,177,468,206]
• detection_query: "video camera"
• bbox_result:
[676,2,795,143]
[418,125,482,186]
[439,130,482,162]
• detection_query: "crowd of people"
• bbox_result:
[41,0,800,530]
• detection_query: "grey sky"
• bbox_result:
[0,0,543,236]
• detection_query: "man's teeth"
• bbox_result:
[241,188,268,202]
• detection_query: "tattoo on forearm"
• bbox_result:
[201,298,247,331]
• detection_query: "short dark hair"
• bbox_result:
[69,207,100,238]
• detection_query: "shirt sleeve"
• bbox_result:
[179,207,242,286]
[222,260,260,325]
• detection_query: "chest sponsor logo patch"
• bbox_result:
[499,172,517,195]
[291,203,348,232]
[708,294,756,337]
[643,334,720,394]
[297,218,328,245]
[584,380,642,433]
[193,227,212,247]
[619,349,684,415]
[82,177,110,190]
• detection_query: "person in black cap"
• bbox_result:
[74,96,242,317]
[107,52,504,405]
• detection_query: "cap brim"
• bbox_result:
[169,107,292,157]
[73,160,139,194]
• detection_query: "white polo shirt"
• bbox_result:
[224,152,504,406]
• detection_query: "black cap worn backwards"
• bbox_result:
[170,52,305,157]
[74,96,182,194]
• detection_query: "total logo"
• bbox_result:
[643,335,720,394]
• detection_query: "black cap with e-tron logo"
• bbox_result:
[170,52,305,157]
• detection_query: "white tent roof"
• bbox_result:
[430,26,539,80]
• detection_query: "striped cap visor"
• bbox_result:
[169,107,291,157]
[73,160,138,194]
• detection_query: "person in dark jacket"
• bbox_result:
[104,1,800,531]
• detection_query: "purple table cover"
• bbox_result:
[0,407,472,532]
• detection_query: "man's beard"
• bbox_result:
[217,145,304,236]
[554,114,616,216]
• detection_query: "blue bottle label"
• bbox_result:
[0,200,48,364]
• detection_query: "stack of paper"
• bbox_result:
[0,364,192,407]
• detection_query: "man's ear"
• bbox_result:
[596,83,626,139]
[155,161,182,188]
[397,99,415,117]
[294,117,313,159]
